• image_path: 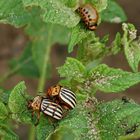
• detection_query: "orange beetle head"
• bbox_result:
[88,22,97,30]
[89,25,97,30]
[47,85,61,97]
[28,96,42,111]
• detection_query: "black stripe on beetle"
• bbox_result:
[62,88,76,98]
[60,91,76,108]
[61,90,76,103]
[62,92,76,106]
[41,99,63,113]
[42,99,63,112]
[42,104,63,116]
[41,105,62,120]
[41,98,63,120]
[45,107,62,119]
[43,108,62,120]
[61,91,77,106]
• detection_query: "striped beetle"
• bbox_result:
[28,96,63,124]
[47,85,76,109]
[76,4,99,30]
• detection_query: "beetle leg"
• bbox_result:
[34,112,40,126]
[31,111,34,118]
[31,111,38,126]
[62,110,69,118]
[37,111,40,121]
[62,105,69,110]
[35,121,39,126]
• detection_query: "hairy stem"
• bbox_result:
[28,126,36,140]
[37,24,53,92]
[29,24,53,140]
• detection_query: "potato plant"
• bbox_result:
[0,0,140,140]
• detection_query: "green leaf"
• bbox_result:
[88,64,140,93]
[101,0,127,23]
[26,10,72,91]
[47,126,76,140]
[0,0,33,27]
[119,131,140,140]
[122,23,140,72]
[122,23,137,44]
[37,116,54,140]
[26,11,71,45]
[8,81,32,124]
[50,24,71,45]
[47,98,140,140]
[62,0,78,8]
[77,34,109,65]
[68,25,90,53]
[47,107,91,140]
[110,32,122,55]
[22,0,80,28]
[30,23,53,75]
[58,57,86,82]
[0,102,8,121]
[0,123,18,140]
[86,0,108,12]
[124,40,140,72]
[96,99,140,140]
[0,88,11,105]
[100,34,109,44]
[25,14,52,74]
[76,32,121,66]
[9,44,40,78]
[25,12,70,73]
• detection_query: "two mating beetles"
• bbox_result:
[77,4,99,30]
[28,85,76,124]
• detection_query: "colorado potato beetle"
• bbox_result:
[47,85,76,109]
[28,96,63,123]
[76,4,99,30]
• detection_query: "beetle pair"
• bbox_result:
[28,85,76,124]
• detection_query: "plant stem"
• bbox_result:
[37,24,53,92]
[28,24,53,140]
[28,126,36,140]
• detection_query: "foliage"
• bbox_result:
[9,44,40,78]
[0,0,140,140]
[122,23,140,72]
[101,0,127,23]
